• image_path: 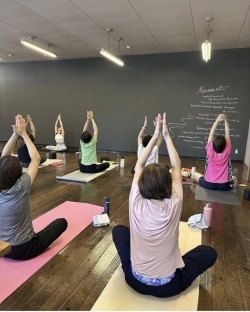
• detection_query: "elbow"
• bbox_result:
[35,153,41,162]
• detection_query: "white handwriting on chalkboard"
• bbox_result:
[169,86,243,155]
[197,85,230,94]
[168,114,194,138]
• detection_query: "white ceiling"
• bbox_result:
[0,0,250,63]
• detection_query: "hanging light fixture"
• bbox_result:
[100,28,124,66]
[202,17,213,62]
[21,37,57,58]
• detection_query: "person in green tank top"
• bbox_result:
[79,111,110,173]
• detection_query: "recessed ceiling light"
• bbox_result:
[127,46,130,49]
[8,54,12,57]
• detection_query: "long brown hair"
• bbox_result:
[0,156,22,191]
[138,163,172,200]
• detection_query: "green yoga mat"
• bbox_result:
[195,184,241,206]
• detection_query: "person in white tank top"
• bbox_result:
[46,114,67,152]
[132,116,162,174]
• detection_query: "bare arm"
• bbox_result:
[132,114,162,186]
[13,115,40,185]
[162,113,182,184]
[58,115,65,136]
[88,111,98,138]
[153,117,162,147]
[55,116,59,134]
[223,116,230,142]
[1,131,19,156]
[138,116,147,146]
[156,133,162,147]
[83,111,91,132]
[207,114,224,143]
[27,115,36,138]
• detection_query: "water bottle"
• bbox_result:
[203,203,212,227]
[78,147,81,159]
[103,197,110,216]
[233,168,238,189]
[120,156,125,168]
[117,153,120,166]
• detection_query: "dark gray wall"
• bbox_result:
[0,48,250,161]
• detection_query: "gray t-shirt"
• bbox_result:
[0,173,35,246]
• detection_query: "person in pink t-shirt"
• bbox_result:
[112,113,217,298]
[192,114,236,191]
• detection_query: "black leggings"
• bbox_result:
[5,218,68,260]
[78,160,110,173]
[112,225,217,298]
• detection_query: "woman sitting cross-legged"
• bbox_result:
[79,111,110,173]
[17,114,46,168]
[46,114,67,152]
[192,114,236,191]
[0,115,67,260]
[112,113,217,298]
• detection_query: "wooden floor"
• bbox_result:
[0,146,250,311]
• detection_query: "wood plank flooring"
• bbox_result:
[0,146,250,311]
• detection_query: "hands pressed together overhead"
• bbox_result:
[216,113,227,122]
[153,113,169,139]
[12,114,27,137]
[87,111,93,120]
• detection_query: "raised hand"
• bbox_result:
[13,115,26,136]
[216,114,225,122]
[162,112,169,138]
[153,113,162,138]
[58,114,61,120]
[143,116,147,128]
[153,116,157,127]
[87,111,91,120]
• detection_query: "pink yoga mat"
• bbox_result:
[0,201,103,304]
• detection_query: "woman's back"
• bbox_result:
[17,135,34,164]
[129,182,184,278]
[204,141,232,183]
[0,173,34,246]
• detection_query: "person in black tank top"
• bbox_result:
[17,115,46,168]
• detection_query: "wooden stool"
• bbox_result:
[0,241,11,258]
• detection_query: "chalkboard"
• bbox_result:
[0,48,249,161]
[168,84,245,160]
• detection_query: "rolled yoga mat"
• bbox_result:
[0,201,103,304]
[91,221,201,311]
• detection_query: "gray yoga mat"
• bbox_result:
[195,184,241,206]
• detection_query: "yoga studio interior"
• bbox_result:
[0,0,250,311]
